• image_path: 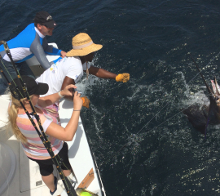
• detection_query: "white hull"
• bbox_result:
[60,99,106,196]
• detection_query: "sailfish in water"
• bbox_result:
[183,77,220,135]
[183,57,220,136]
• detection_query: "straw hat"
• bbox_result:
[66,33,103,57]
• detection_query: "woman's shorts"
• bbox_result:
[28,142,71,176]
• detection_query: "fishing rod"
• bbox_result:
[0,41,77,196]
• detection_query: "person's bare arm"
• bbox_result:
[45,91,82,141]
[88,66,117,79]
[61,76,76,100]
[38,84,76,107]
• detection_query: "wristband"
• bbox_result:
[58,91,64,98]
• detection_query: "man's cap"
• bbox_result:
[10,76,49,99]
[34,11,56,28]
[66,33,103,57]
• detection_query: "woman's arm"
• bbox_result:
[45,91,82,141]
[37,84,76,108]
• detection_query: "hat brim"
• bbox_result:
[66,44,103,57]
[43,20,56,28]
[10,76,49,99]
[34,82,49,95]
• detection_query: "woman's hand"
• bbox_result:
[60,84,76,97]
[73,91,83,110]
[60,85,83,110]
[38,84,77,108]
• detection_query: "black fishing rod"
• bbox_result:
[0,41,77,196]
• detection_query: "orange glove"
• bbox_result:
[81,96,90,109]
[115,73,130,83]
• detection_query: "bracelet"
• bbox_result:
[58,91,64,98]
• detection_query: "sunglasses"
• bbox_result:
[40,24,50,28]
[41,24,48,28]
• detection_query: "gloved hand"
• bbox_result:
[115,73,130,83]
[81,96,90,109]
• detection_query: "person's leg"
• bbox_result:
[38,162,56,192]
[19,61,35,79]
[0,75,8,95]
[41,173,56,192]
[59,142,76,184]
[0,60,34,94]
[60,142,72,175]
[63,169,72,176]
[28,157,56,192]
[0,59,18,94]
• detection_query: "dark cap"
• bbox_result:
[34,11,56,28]
[10,76,49,99]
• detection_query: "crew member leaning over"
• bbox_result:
[0,11,66,94]
[36,33,130,121]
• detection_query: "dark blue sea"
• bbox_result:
[1,0,220,195]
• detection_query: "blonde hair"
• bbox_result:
[8,95,33,144]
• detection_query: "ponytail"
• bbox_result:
[8,96,28,144]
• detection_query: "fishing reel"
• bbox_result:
[9,81,28,100]
[9,85,21,100]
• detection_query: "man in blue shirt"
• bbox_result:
[0,11,66,94]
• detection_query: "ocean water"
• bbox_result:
[1,0,220,195]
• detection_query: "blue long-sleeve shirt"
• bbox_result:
[0,23,61,69]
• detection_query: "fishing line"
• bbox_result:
[99,100,174,166]
[99,51,220,166]
[99,99,199,167]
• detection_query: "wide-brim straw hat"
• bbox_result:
[66,33,103,57]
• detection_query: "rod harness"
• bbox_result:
[0,40,77,196]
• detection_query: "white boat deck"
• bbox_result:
[60,99,105,196]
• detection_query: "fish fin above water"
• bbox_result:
[211,80,216,94]
[211,77,220,96]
